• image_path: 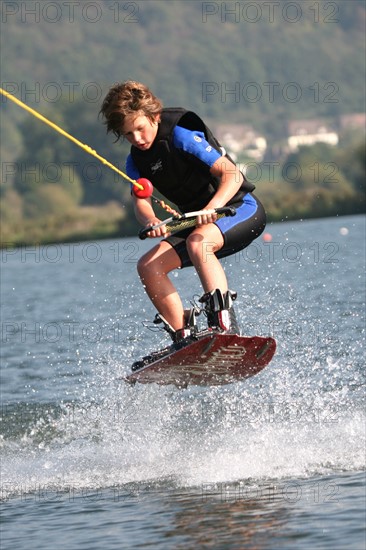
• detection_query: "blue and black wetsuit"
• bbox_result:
[126,108,266,268]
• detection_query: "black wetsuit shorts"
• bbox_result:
[164,193,266,268]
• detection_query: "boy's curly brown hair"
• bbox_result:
[99,81,163,141]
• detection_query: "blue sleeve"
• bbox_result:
[126,154,140,180]
[173,126,222,167]
[126,154,140,193]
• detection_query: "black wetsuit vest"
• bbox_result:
[130,108,255,212]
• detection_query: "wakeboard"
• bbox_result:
[126,333,276,388]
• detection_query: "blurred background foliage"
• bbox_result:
[0,0,365,245]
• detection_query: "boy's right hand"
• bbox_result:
[144,218,169,238]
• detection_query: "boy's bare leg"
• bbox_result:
[137,241,185,330]
[186,224,227,293]
[137,224,228,332]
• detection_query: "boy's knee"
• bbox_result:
[186,233,202,258]
[137,255,149,278]
[137,253,166,279]
[186,234,218,263]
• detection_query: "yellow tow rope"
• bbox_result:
[0,87,144,191]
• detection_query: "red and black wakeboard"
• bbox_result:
[126,333,276,388]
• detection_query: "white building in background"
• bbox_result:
[287,119,339,152]
[212,123,267,161]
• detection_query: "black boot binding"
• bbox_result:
[154,307,200,343]
[199,289,240,335]
[131,292,240,372]
[131,307,200,371]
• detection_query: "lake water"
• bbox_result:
[1,215,365,549]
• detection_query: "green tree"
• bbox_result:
[336,139,366,198]
[12,98,135,210]
[23,184,78,219]
[278,141,364,218]
[57,98,131,205]
[14,113,83,204]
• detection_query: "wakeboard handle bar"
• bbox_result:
[138,206,236,240]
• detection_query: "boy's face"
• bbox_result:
[122,114,159,150]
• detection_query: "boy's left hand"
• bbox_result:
[196,210,218,226]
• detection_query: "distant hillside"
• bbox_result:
[1,1,365,145]
[0,0,365,245]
